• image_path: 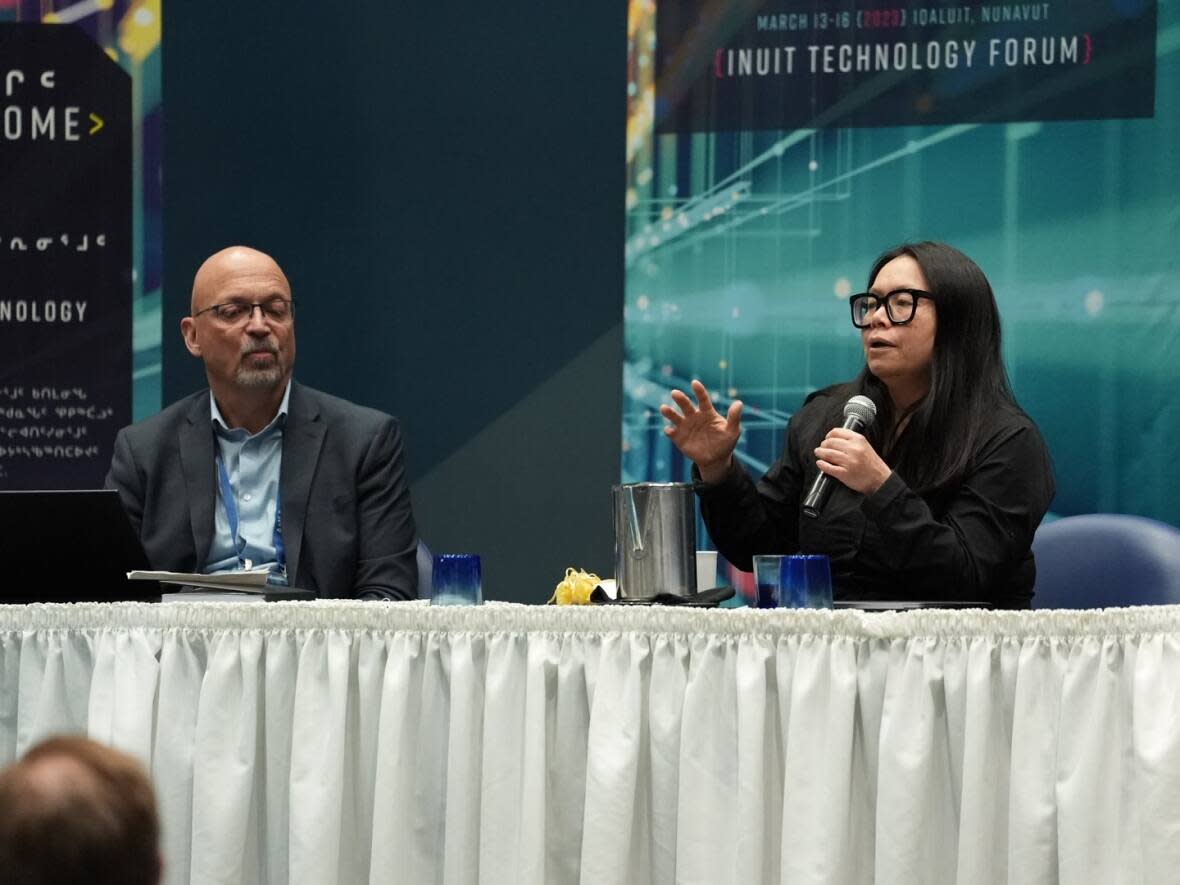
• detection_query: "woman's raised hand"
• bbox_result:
[659,380,744,483]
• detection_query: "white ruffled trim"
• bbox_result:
[1,599,1179,640]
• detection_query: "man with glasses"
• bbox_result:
[106,246,418,599]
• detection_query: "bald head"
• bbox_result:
[18,750,99,802]
[181,245,298,428]
[190,246,290,315]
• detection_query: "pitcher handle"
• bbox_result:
[626,485,645,557]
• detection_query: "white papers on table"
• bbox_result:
[127,567,271,594]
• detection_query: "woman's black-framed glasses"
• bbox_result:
[849,289,934,328]
[192,298,296,325]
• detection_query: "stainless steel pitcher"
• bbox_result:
[613,482,696,598]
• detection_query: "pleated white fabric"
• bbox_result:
[2,601,1180,885]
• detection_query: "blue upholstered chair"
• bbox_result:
[1031,514,1180,609]
[417,539,433,599]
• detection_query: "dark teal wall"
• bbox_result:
[163,4,625,600]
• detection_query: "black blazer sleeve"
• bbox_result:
[350,415,417,600]
[106,426,146,537]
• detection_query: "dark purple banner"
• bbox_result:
[656,0,1157,132]
[0,24,131,489]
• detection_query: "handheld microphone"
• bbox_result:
[801,395,877,519]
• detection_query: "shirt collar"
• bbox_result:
[210,380,292,436]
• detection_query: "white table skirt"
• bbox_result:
[2,601,1179,885]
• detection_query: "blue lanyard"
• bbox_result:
[216,455,286,576]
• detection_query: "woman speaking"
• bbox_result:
[660,242,1055,608]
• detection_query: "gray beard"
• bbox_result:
[235,365,284,388]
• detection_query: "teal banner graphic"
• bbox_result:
[625,0,1180,559]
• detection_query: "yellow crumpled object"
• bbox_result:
[549,567,601,605]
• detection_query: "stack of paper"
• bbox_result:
[128,568,272,593]
[127,570,316,602]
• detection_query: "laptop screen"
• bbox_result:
[0,489,158,603]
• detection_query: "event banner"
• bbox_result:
[656,0,1157,131]
[0,6,161,490]
[624,0,1180,571]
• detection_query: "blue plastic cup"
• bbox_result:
[431,553,482,605]
[753,555,787,608]
[784,554,833,609]
[752,554,833,609]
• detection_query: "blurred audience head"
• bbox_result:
[0,735,161,885]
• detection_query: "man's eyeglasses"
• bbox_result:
[192,298,295,325]
[849,289,935,328]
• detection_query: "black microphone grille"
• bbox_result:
[844,395,877,427]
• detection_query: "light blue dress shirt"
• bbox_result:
[204,383,291,577]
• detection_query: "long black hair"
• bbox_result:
[851,241,1017,492]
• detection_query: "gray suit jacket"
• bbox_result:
[106,382,418,599]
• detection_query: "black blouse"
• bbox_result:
[696,388,1055,608]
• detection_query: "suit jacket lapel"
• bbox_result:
[281,383,325,589]
[179,394,216,567]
